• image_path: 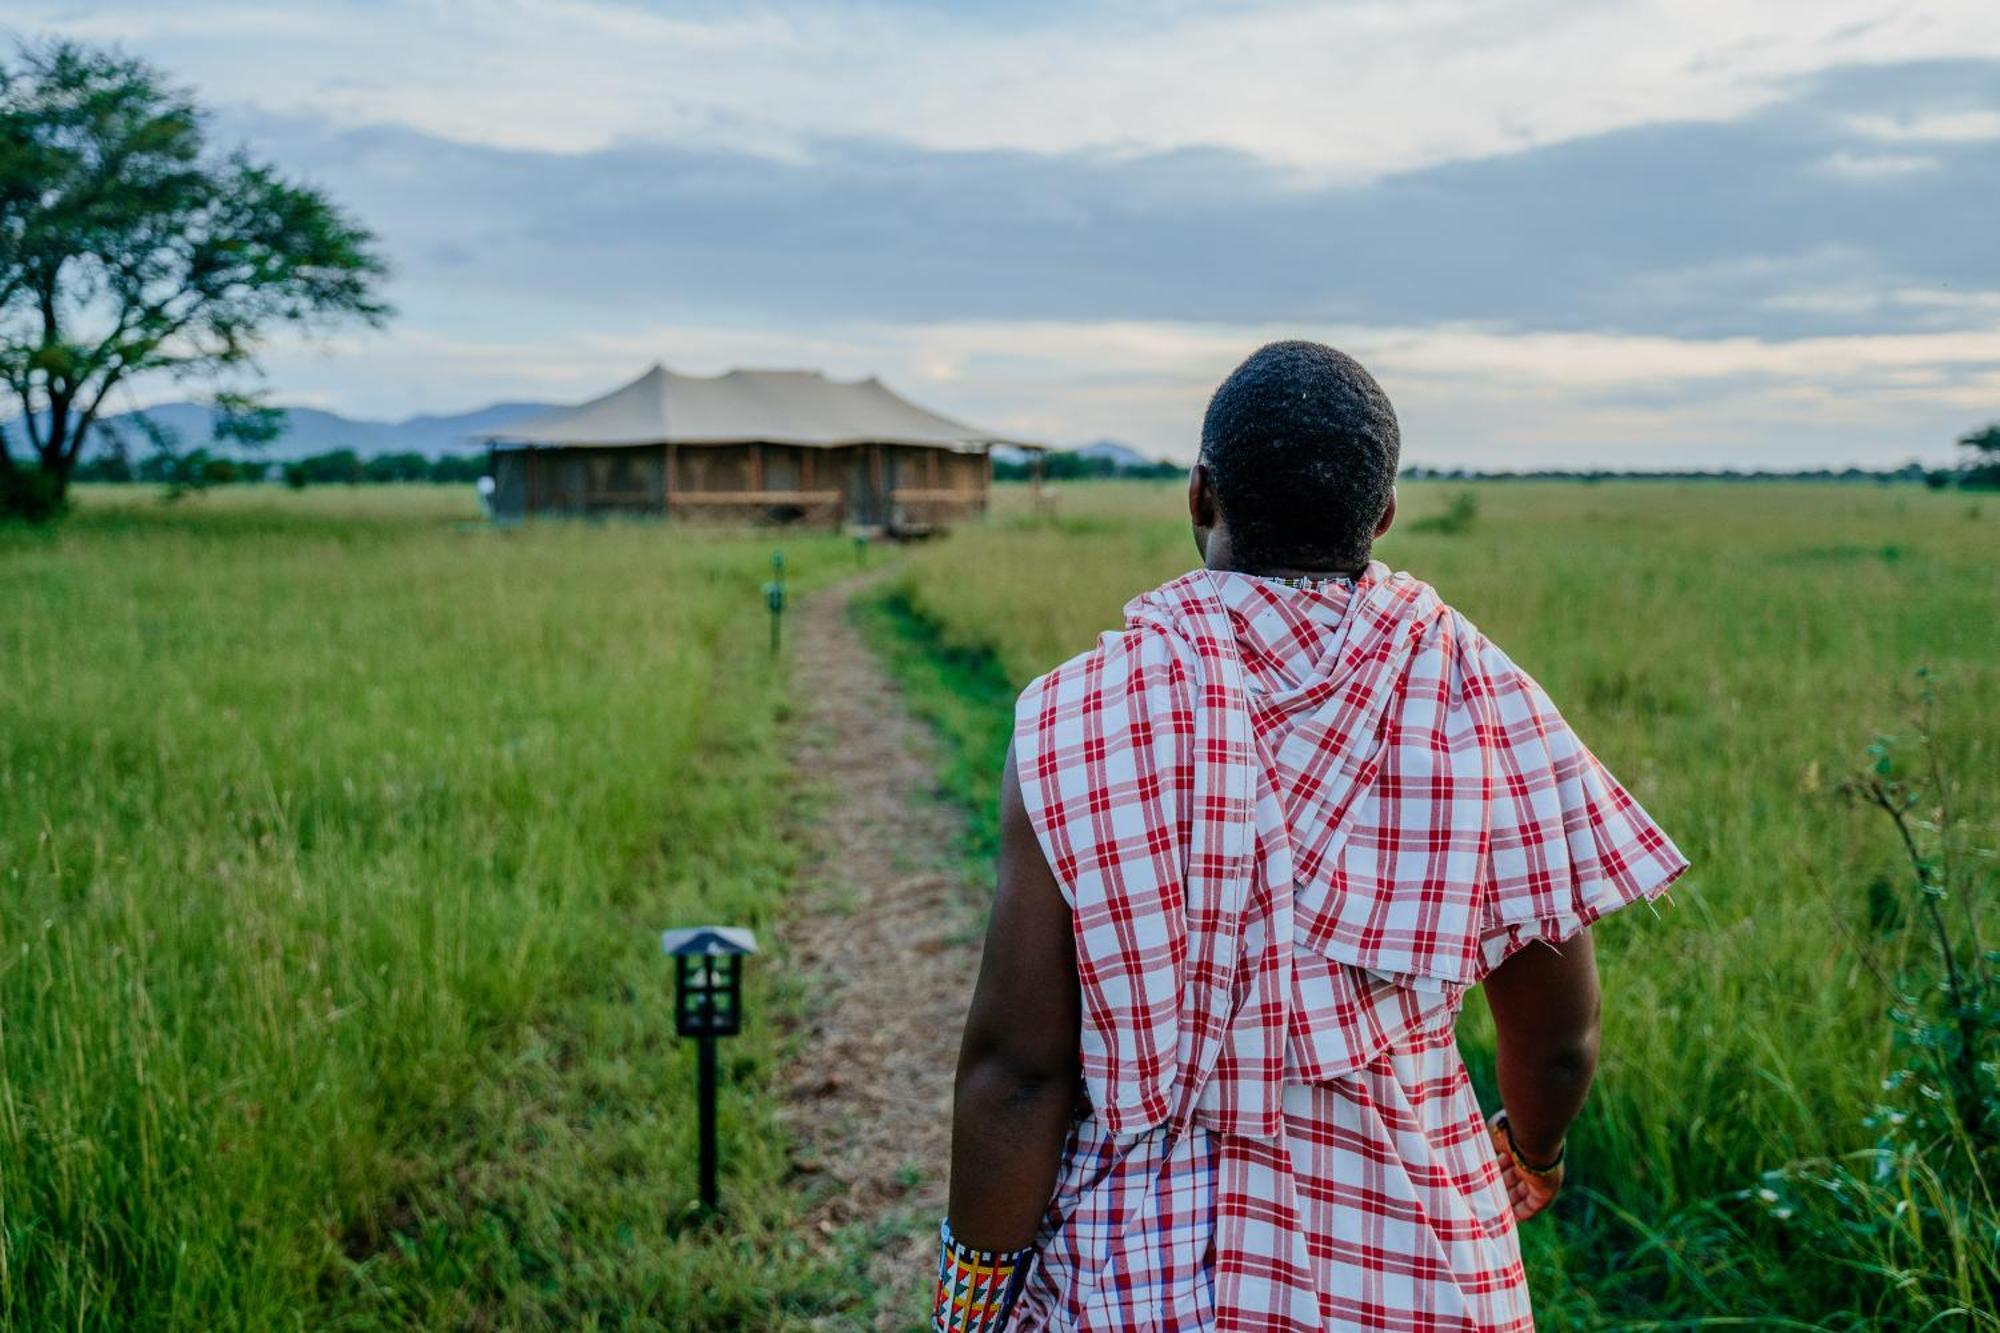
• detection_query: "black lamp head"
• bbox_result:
[661,926,758,1038]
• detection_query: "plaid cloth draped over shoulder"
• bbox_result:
[1008,564,1686,1330]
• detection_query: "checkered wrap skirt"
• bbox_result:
[1008,566,1686,1330]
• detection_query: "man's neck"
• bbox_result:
[1207,558,1366,581]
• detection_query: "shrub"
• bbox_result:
[1751,676,1998,1318]
[1409,490,1479,535]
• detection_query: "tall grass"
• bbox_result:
[887,480,1998,1328]
[0,489,858,1328]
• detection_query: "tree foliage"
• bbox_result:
[1956,423,2000,491]
[0,40,388,518]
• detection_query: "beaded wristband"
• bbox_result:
[1494,1110,1566,1179]
[933,1219,1031,1332]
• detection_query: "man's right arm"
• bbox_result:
[1480,931,1601,1220]
[945,743,1082,1249]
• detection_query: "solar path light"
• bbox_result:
[763,548,786,657]
[660,925,758,1215]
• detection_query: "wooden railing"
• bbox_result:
[541,485,987,528]
[668,489,843,506]
[666,489,844,525]
[886,486,988,534]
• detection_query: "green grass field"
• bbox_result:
[883,480,1998,1329]
[0,488,864,1328]
[2,481,1994,1329]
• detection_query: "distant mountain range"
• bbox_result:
[1071,439,1164,469]
[7,399,559,461]
[991,438,1172,470]
[12,400,1176,468]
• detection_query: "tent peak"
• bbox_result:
[485,361,1042,451]
[717,366,834,381]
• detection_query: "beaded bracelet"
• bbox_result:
[933,1219,1032,1332]
[1493,1110,1566,1179]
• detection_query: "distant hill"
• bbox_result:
[1071,439,1165,471]
[7,399,559,461]
[28,406,1184,471]
[991,438,1180,481]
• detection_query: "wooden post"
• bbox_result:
[869,443,886,527]
[666,443,679,521]
[749,443,764,494]
[801,451,822,527]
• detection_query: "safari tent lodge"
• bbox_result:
[484,364,1035,533]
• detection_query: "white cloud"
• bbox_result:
[1891,287,2000,310]
[1764,286,2000,316]
[1815,149,1943,180]
[20,0,2000,178]
[1845,109,2000,143]
[25,1,1997,469]
[239,314,2000,469]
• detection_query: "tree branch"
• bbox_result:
[4,363,46,453]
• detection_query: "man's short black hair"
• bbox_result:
[1199,340,1400,571]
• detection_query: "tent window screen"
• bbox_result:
[887,446,928,489]
[587,451,658,500]
[762,446,802,491]
[547,454,588,509]
[840,447,876,521]
[680,445,750,492]
[946,452,983,492]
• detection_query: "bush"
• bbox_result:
[292,449,364,485]
[279,449,487,487]
[1409,490,1480,535]
[362,451,432,484]
[1751,679,2000,1317]
[73,453,136,483]
[428,453,489,484]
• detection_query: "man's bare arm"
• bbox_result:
[945,743,1081,1250]
[1481,931,1601,1219]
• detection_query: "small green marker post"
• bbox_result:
[853,531,868,567]
[763,549,786,657]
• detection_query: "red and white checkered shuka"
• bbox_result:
[1009,565,1686,1331]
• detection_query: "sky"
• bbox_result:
[14,0,2000,467]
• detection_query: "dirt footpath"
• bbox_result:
[778,573,985,1325]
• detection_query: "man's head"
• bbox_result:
[1191,340,1400,573]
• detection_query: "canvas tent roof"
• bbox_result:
[487,364,1035,454]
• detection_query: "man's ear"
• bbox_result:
[1188,462,1219,530]
[1374,486,1398,538]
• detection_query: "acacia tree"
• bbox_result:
[1958,425,2000,490]
[0,41,389,519]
